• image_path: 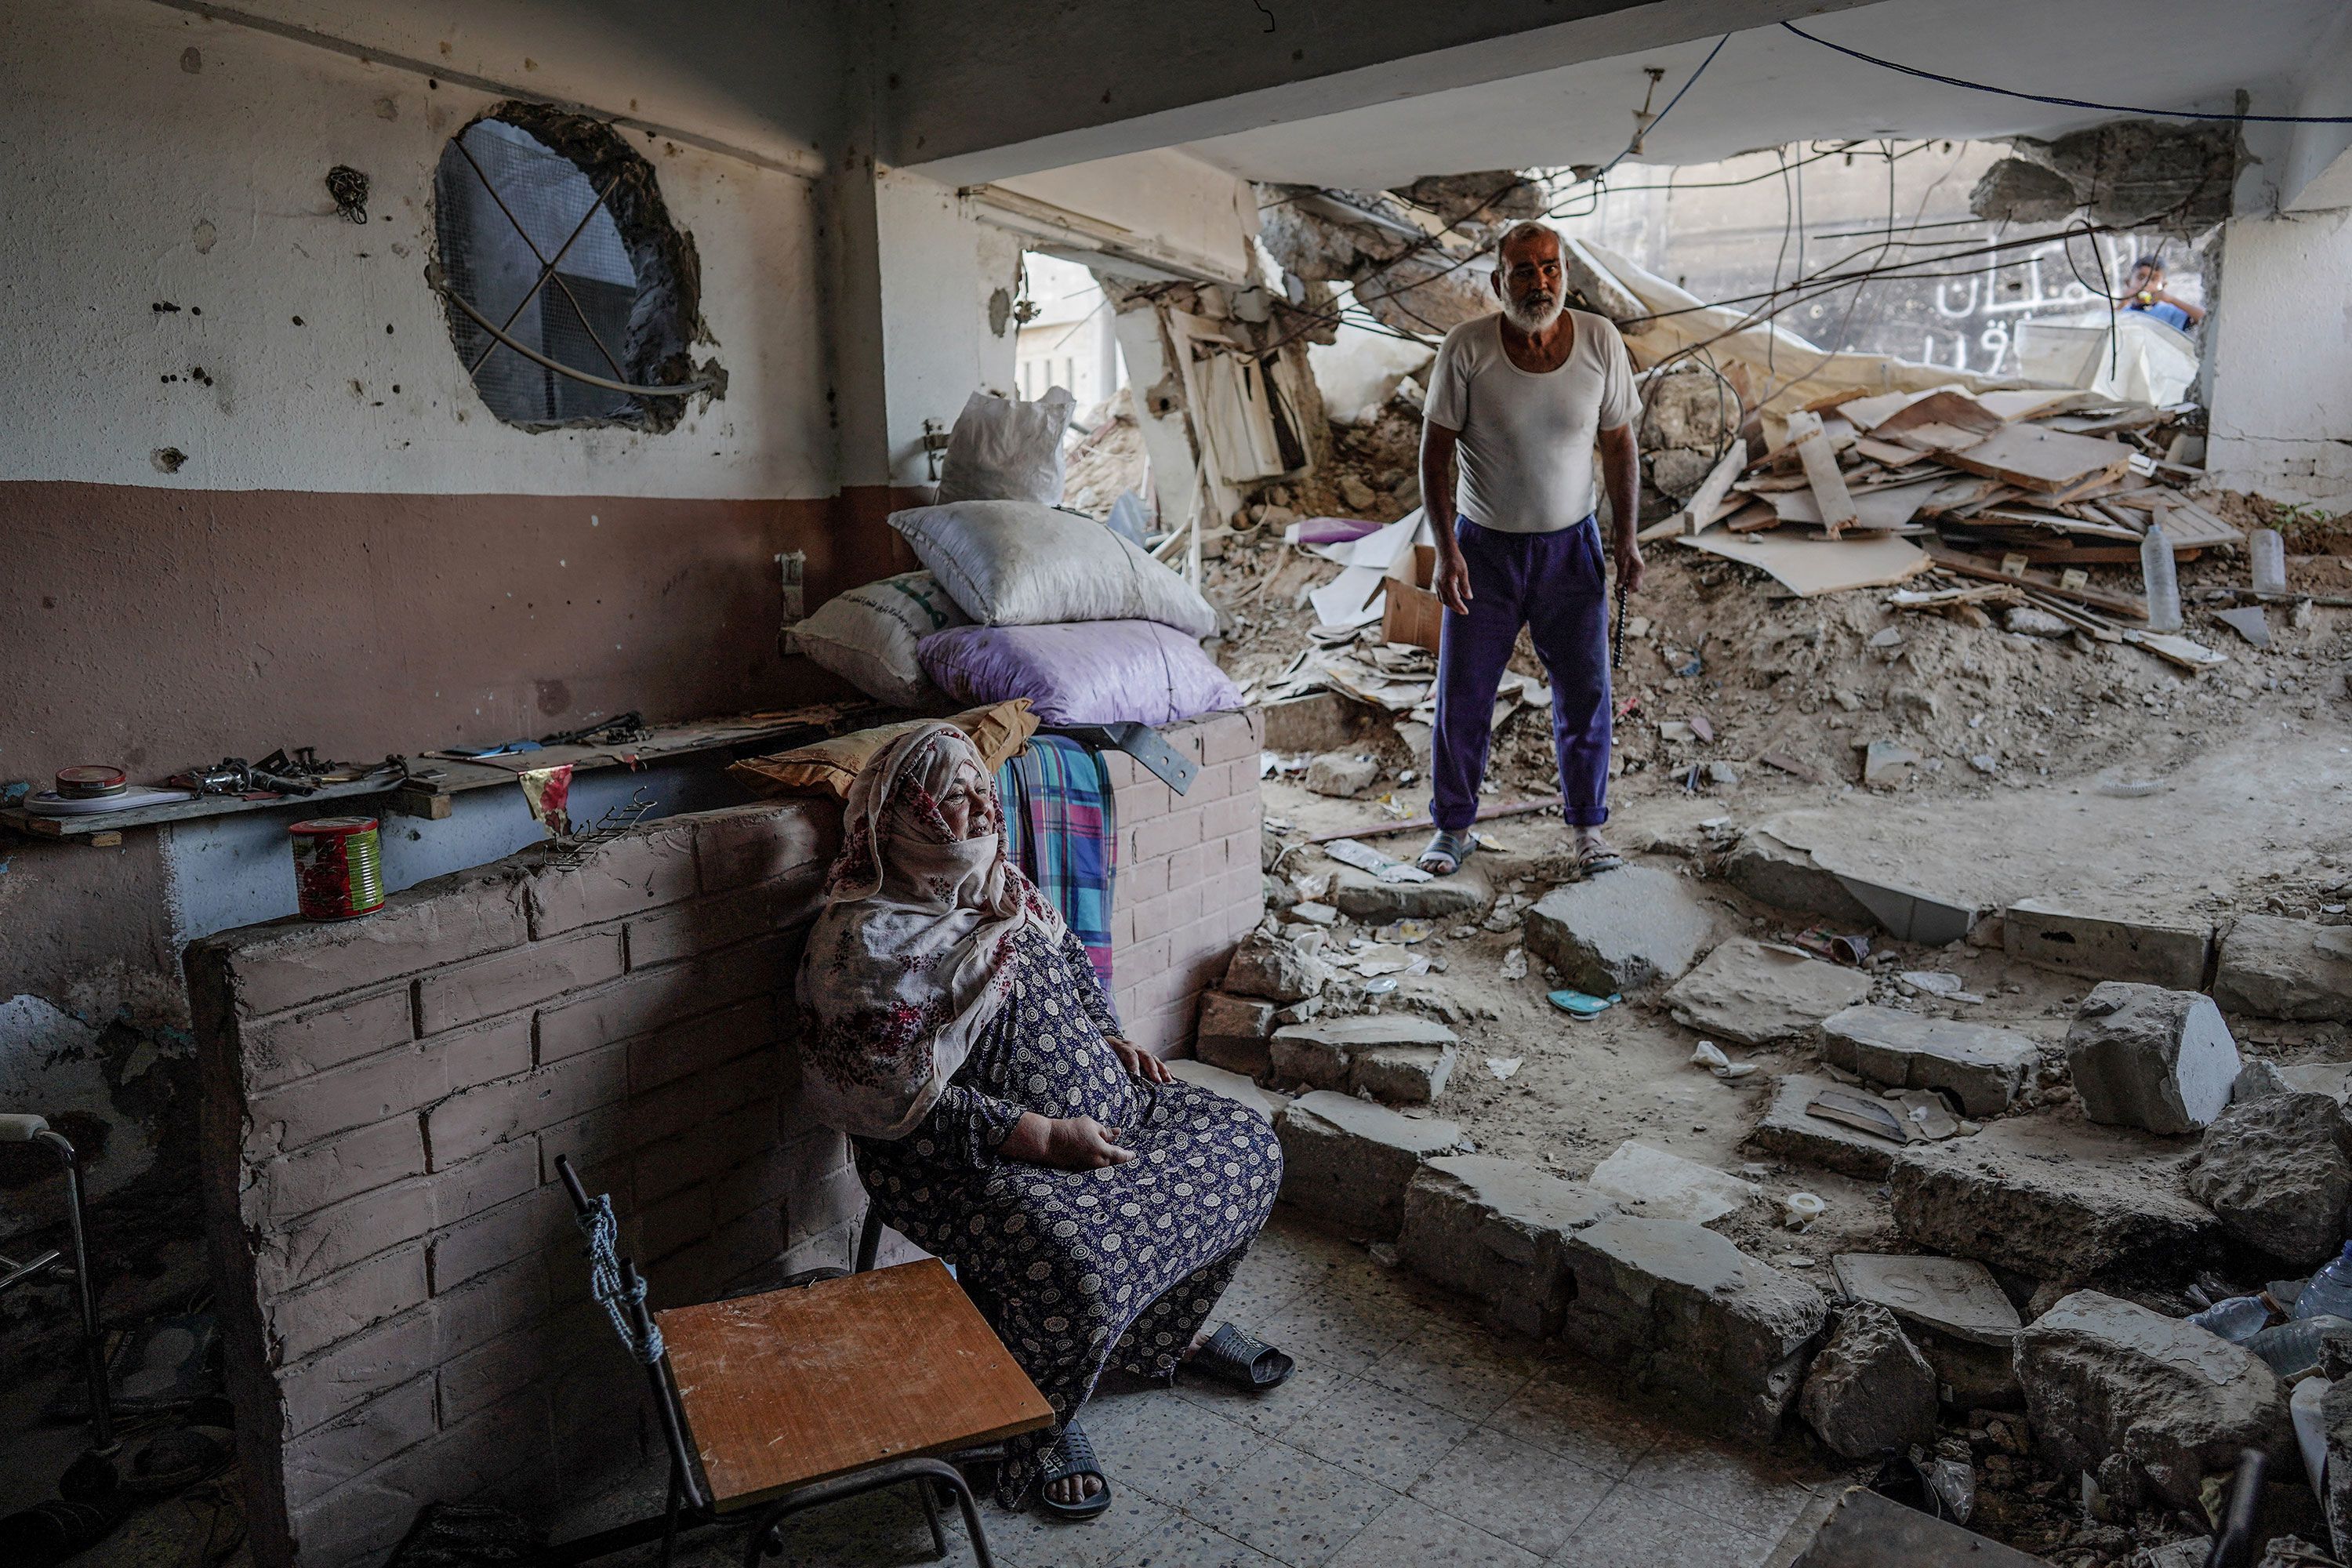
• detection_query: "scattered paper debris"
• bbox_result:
[1486,1057,1523,1081]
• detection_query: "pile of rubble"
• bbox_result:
[1173,796,2352,1564]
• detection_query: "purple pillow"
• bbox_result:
[917,621,1243,728]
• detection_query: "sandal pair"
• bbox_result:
[1036,1327,1294,1522]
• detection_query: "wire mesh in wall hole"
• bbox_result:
[430,111,694,430]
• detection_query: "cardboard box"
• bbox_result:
[1381,543,1443,652]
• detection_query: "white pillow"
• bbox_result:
[891,500,1217,637]
[786,571,969,707]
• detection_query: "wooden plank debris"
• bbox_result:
[1867,390,2005,442]
[1924,544,2149,619]
[1676,532,1933,597]
[1936,425,2132,494]
[1786,409,1857,537]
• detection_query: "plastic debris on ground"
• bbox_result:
[1323,837,1432,884]
[1500,946,1528,980]
[1548,989,1621,1018]
[1486,1057,1523,1081]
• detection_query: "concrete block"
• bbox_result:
[250,1013,532,1155]
[2005,897,2212,988]
[1275,1090,1461,1237]
[535,935,790,1062]
[1327,862,1493,923]
[259,1116,426,1221]
[1557,1214,1828,1438]
[1889,1116,2214,1280]
[1586,1140,1761,1225]
[1269,1014,1457,1103]
[1221,931,1330,1003]
[627,871,825,970]
[426,1043,629,1168]
[1790,1487,2053,1567]
[2214,915,2352,1022]
[1748,1073,1910,1180]
[1831,1251,2024,1408]
[524,822,699,938]
[200,863,529,1020]
[694,800,839,895]
[1523,866,1715,994]
[2015,1289,2292,1512]
[414,928,625,1035]
[278,1306,439,1437]
[627,997,771,1095]
[282,1373,439,1510]
[1397,1155,1616,1338]
[243,983,417,1090]
[2186,1091,2352,1266]
[1719,829,1875,927]
[1258,692,1365,754]
[1195,990,1276,1076]
[270,1243,431,1365]
[430,1254,549,1364]
[2065,981,2241,1134]
[430,1185,571,1294]
[1798,1301,1937,1459]
[1304,751,1379,797]
[1663,938,1871,1047]
[1167,1058,1288,1123]
[1818,1005,2040,1116]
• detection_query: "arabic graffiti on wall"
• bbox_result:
[1918,230,2202,376]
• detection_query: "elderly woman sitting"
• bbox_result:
[797,724,1291,1518]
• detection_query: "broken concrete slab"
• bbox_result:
[1269,1014,1459,1104]
[1167,1058,1289,1124]
[1750,1073,1915,1179]
[1788,1486,2057,1568]
[1587,1140,1761,1226]
[1720,828,1878,927]
[1861,739,1921,789]
[1889,1116,2215,1280]
[1833,1254,2023,1348]
[2186,1091,2352,1267]
[1223,931,1332,1003]
[1258,691,1366,755]
[1833,1252,2024,1409]
[2282,1063,2352,1105]
[1798,1301,1939,1459]
[1558,1214,1828,1438]
[1819,1005,2042,1116]
[1397,1154,1617,1338]
[1664,938,1871,1047]
[2005,896,2213,989]
[1327,859,1491,923]
[2014,1289,2292,1513]
[1195,989,1277,1076]
[1274,1090,1461,1238]
[2214,915,2352,1022]
[1304,751,1379,797]
[1523,866,1715,994]
[2066,982,2241,1134]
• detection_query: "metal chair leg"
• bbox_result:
[739,1457,996,1568]
[920,1479,947,1559]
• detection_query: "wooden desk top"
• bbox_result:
[655,1258,1054,1509]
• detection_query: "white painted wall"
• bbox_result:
[996,150,1259,285]
[2205,207,2352,510]
[2,0,836,499]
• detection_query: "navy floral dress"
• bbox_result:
[854,925,1282,1504]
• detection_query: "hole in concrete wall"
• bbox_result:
[430,103,707,433]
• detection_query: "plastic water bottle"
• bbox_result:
[2293,1241,2352,1321]
[2251,528,2288,595]
[2249,1314,2352,1377]
[2140,520,2183,632]
[2188,1295,2269,1342]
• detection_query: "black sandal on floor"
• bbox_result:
[1035,1421,1112,1521]
[1183,1323,1295,1392]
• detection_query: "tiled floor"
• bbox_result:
[577,1210,1840,1568]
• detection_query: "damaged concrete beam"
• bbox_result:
[1819,1005,2042,1117]
[1269,1014,1459,1103]
[1274,1090,1461,1238]
[1396,1154,1615,1338]
[2065,982,2241,1134]
[2005,898,2213,989]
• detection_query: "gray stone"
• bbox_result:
[1819,1005,2041,1116]
[1269,1014,1459,1104]
[1788,1486,2051,1568]
[2066,982,2241,1134]
[2005,897,2213,989]
[1196,990,1277,1076]
[1798,1301,1939,1458]
[1749,1073,1911,1179]
[2283,1063,2352,1105]
[1664,938,1872,1047]
[1258,692,1365,755]
[2014,1289,2292,1513]
[2325,1378,2352,1559]
[2187,1091,2352,1266]
[1397,1155,1617,1338]
[2003,605,2073,638]
[1586,1140,1760,1225]
[1167,1058,1288,1123]
[1833,1253,2024,1409]
[1558,1214,1828,1438]
[1304,751,1379,797]
[1889,1116,2215,1280]
[1222,931,1331,1004]
[1523,866,1716,994]
[1720,829,1878,927]
[1861,740,1919,788]
[1274,1091,1461,1238]
[2234,1056,2292,1103]
[2215,916,2352,1022]
[1969,156,2082,225]
[1327,861,1492,923]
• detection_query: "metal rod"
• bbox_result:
[436,281,713,397]
[38,1129,113,1449]
[1303,797,1558,844]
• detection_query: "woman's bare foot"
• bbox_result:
[1044,1472,1104,1507]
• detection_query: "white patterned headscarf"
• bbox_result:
[797,724,1064,1138]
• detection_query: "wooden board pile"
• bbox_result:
[1656,386,2239,622]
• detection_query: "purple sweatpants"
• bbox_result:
[1431,515,1612,830]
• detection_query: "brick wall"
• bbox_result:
[184,710,1261,1567]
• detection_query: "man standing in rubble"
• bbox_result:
[1416,220,1642,879]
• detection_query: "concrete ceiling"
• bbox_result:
[1179,0,2343,191]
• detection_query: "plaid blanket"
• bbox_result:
[997,735,1119,1017]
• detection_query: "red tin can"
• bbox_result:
[289,816,385,920]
